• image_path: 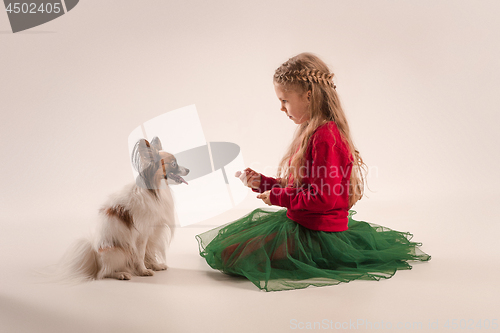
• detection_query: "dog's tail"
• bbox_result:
[42,238,99,284]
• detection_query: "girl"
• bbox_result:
[196,53,430,292]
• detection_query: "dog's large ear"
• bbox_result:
[150,136,162,151]
[132,138,156,172]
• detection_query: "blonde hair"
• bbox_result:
[274,52,366,208]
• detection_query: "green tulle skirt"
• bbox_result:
[196,208,430,292]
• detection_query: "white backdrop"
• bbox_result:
[1,1,499,225]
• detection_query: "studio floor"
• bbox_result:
[1,194,498,333]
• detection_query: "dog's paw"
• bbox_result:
[138,269,155,276]
[115,272,132,280]
[149,263,168,271]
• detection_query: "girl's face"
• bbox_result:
[274,83,311,124]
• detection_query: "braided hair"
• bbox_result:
[273,53,366,208]
[274,68,336,89]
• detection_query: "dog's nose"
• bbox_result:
[185,168,190,174]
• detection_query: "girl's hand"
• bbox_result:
[235,168,261,189]
[257,190,272,206]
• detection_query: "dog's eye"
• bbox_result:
[171,161,177,168]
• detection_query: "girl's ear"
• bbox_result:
[307,90,312,101]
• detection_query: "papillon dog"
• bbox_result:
[57,136,189,281]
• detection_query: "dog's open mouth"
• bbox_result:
[167,172,188,185]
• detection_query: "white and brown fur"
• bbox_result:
[57,137,189,281]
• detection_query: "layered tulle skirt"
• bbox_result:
[196,208,430,291]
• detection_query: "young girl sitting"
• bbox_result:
[196,53,431,292]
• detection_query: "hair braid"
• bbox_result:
[275,68,336,89]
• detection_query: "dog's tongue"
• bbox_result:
[169,173,188,185]
[178,176,188,185]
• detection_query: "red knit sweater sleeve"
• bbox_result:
[252,174,282,193]
[268,128,351,212]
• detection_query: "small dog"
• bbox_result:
[58,136,189,281]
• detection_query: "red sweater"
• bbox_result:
[254,122,353,232]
